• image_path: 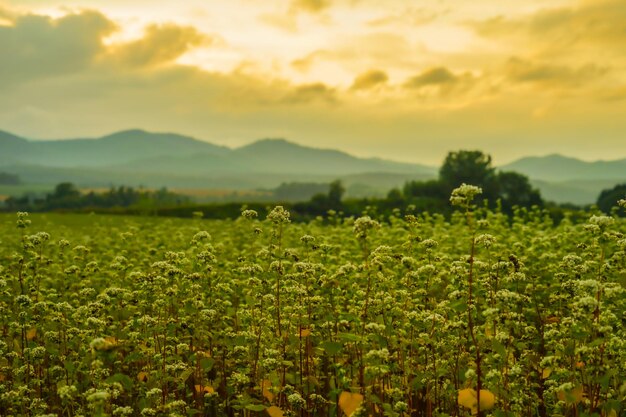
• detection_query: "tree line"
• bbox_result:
[3,150,623,219]
[3,182,188,212]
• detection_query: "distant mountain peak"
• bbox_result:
[104,128,149,137]
[100,129,187,141]
[239,138,302,149]
[531,154,580,162]
[237,138,354,159]
[0,130,27,142]
[255,138,290,144]
[502,153,626,182]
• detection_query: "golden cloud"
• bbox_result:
[601,86,626,102]
[260,0,333,32]
[367,7,444,27]
[109,23,212,67]
[258,13,298,32]
[0,4,15,23]
[282,82,337,104]
[404,67,456,88]
[290,32,418,76]
[471,0,626,57]
[350,69,388,90]
[0,10,115,84]
[503,57,607,88]
[289,0,331,14]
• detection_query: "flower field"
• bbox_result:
[0,193,625,417]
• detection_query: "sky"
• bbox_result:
[0,0,625,165]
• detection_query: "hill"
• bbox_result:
[500,154,626,204]
[2,130,625,204]
[0,129,436,189]
[501,154,626,182]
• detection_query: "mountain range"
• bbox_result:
[1,129,624,204]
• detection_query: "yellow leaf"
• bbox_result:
[458,388,477,409]
[262,379,274,402]
[479,390,496,410]
[485,326,494,338]
[339,391,364,417]
[137,371,149,382]
[195,384,214,394]
[300,328,311,337]
[542,368,552,379]
[26,328,37,341]
[458,388,496,412]
[104,336,117,344]
[557,385,584,404]
[266,406,284,417]
[607,409,618,417]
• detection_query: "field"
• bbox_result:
[0,193,625,417]
[0,185,54,200]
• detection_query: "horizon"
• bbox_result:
[1,0,625,165]
[3,127,625,167]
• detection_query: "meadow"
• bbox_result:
[0,187,624,417]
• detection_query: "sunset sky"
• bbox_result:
[1,0,624,165]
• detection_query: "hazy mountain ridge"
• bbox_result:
[1,129,624,204]
[0,129,231,168]
[499,155,625,204]
[501,154,626,182]
[0,129,435,176]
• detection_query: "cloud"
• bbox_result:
[0,10,115,84]
[282,82,337,104]
[290,50,330,72]
[109,23,212,67]
[259,0,332,32]
[289,0,331,14]
[600,86,626,102]
[367,7,444,27]
[0,4,15,23]
[290,32,419,77]
[404,67,456,88]
[470,0,626,57]
[258,13,298,32]
[0,7,220,88]
[503,57,607,88]
[350,69,388,90]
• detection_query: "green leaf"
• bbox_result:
[178,368,194,383]
[200,357,215,371]
[451,300,467,312]
[492,339,507,358]
[245,404,267,412]
[338,333,362,343]
[106,373,133,391]
[321,341,343,355]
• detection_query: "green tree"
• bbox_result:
[439,150,497,198]
[403,179,448,200]
[496,171,543,213]
[46,182,81,209]
[597,183,626,216]
[328,180,345,207]
[0,172,20,185]
[50,182,80,199]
